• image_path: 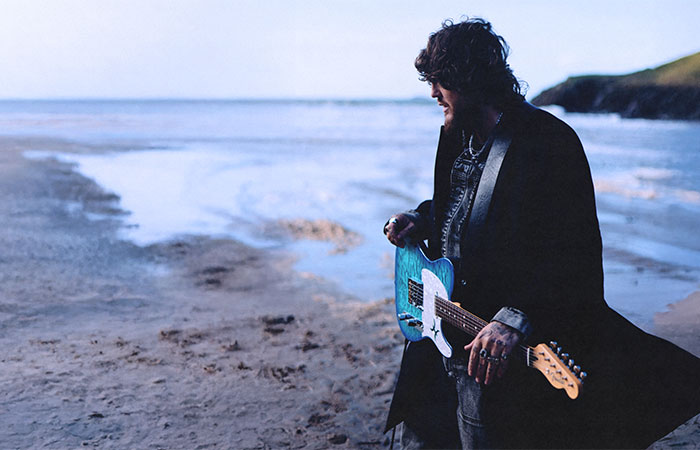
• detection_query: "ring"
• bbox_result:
[501,353,508,361]
[479,348,488,359]
[487,356,500,365]
[389,217,398,224]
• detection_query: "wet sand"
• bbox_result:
[654,291,700,356]
[0,137,401,448]
[0,136,697,448]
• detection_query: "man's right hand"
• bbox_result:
[383,214,416,248]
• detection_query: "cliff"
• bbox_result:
[532,52,700,120]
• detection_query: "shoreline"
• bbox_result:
[0,137,403,448]
[0,136,697,448]
[654,290,700,357]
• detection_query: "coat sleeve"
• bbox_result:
[399,199,433,242]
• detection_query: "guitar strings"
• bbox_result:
[407,283,534,364]
[404,282,582,388]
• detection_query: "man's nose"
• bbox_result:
[430,83,439,98]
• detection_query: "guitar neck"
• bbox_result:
[433,295,535,366]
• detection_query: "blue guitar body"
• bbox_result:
[394,243,455,357]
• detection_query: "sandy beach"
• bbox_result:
[0,137,402,448]
[0,135,698,449]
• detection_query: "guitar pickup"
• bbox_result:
[407,319,423,329]
[407,277,424,308]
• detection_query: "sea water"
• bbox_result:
[4,99,699,328]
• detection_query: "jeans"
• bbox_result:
[397,357,493,450]
[444,357,492,449]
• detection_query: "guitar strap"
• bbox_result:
[460,102,537,271]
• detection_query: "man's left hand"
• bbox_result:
[464,321,522,385]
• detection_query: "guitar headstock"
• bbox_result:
[531,341,586,400]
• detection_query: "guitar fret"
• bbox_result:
[437,295,536,364]
[406,275,537,366]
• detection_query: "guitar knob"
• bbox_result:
[561,353,569,361]
[573,365,581,374]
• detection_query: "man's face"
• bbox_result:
[430,81,484,133]
[430,82,469,133]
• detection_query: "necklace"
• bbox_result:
[461,112,504,160]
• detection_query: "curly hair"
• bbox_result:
[415,18,524,107]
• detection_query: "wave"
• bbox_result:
[542,105,699,131]
[594,168,700,205]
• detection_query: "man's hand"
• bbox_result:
[383,214,416,248]
[464,321,522,385]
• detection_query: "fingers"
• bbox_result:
[385,222,405,247]
[465,323,520,385]
[496,351,510,379]
[484,345,510,385]
[475,348,489,384]
[384,215,414,248]
[477,346,503,385]
[466,341,480,378]
[395,221,415,243]
[466,344,497,385]
[484,355,500,385]
[466,335,492,383]
[496,337,515,379]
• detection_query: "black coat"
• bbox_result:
[386,102,699,448]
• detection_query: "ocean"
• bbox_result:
[4,99,699,329]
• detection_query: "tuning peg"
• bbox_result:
[573,365,581,374]
[580,372,587,381]
[549,341,558,350]
[556,347,562,355]
[568,359,575,368]
[561,353,569,361]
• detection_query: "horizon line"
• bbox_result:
[0,96,436,103]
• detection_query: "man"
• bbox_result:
[384,18,699,449]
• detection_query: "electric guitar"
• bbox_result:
[394,243,586,399]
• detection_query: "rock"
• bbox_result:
[261,315,295,325]
[532,52,700,120]
[328,433,347,444]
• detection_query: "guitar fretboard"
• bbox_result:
[408,278,536,366]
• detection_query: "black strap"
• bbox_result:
[460,127,512,260]
[460,103,537,266]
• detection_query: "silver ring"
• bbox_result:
[389,217,398,224]
[487,356,500,365]
[501,353,508,361]
[479,348,488,359]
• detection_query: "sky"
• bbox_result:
[0,0,698,100]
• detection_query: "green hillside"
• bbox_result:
[622,51,700,86]
[532,52,700,120]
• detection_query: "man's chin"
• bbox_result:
[443,115,463,136]
[443,114,457,133]
[444,111,478,137]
